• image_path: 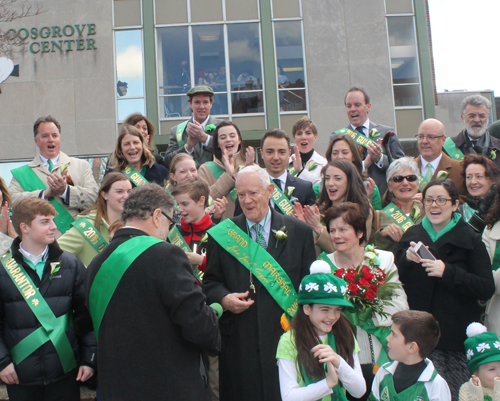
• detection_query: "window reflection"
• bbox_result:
[274,21,306,112]
[115,30,144,98]
[118,98,145,121]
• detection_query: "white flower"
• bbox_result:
[467,349,474,360]
[365,251,377,260]
[477,343,491,353]
[495,341,500,349]
[340,286,347,295]
[436,170,449,179]
[305,283,319,292]
[324,283,337,293]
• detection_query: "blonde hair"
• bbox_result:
[111,124,155,171]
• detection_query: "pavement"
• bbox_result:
[0,384,96,400]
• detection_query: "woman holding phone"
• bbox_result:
[395,178,495,400]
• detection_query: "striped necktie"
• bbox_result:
[252,224,267,249]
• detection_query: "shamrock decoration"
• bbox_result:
[284,186,295,199]
[410,204,421,220]
[205,124,216,132]
[200,233,209,243]
[369,128,380,139]
[324,283,337,293]
[308,162,318,172]
[491,149,497,161]
[477,343,491,353]
[436,170,449,179]
[272,226,288,248]
[466,349,474,360]
[305,283,319,292]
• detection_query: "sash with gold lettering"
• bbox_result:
[11,165,75,234]
[382,203,414,232]
[333,128,386,155]
[271,182,295,216]
[208,220,298,318]
[0,252,77,373]
[72,217,108,254]
[204,161,238,202]
[443,137,464,161]
[419,174,430,192]
[288,163,298,177]
[122,164,149,187]
[167,225,205,284]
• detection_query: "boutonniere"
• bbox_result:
[200,233,209,243]
[207,195,213,207]
[60,162,70,174]
[50,262,61,280]
[272,226,288,248]
[205,124,216,132]
[369,128,380,139]
[491,149,497,160]
[410,204,421,220]
[436,170,449,179]
[284,186,295,199]
[308,161,318,171]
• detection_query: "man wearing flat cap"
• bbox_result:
[163,85,222,168]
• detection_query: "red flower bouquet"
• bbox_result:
[333,245,401,319]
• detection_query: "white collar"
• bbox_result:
[19,243,49,266]
[350,118,370,133]
[269,171,288,189]
[421,153,442,173]
[247,208,271,232]
[384,358,437,383]
[39,154,60,167]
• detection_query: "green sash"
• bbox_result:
[205,161,237,202]
[317,252,336,272]
[1,252,77,373]
[122,164,149,187]
[11,165,75,234]
[443,137,464,161]
[167,225,205,284]
[491,240,500,271]
[382,203,414,232]
[88,236,163,339]
[334,128,386,154]
[288,163,298,177]
[72,217,108,254]
[176,120,189,148]
[419,174,430,192]
[271,182,295,216]
[208,220,298,318]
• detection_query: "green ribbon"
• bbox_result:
[72,217,108,255]
[301,332,347,401]
[418,173,430,192]
[204,161,237,202]
[88,236,163,339]
[122,164,149,187]
[333,128,386,155]
[167,225,205,284]
[271,182,295,216]
[1,252,77,373]
[176,120,189,148]
[11,164,75,234]
[208,220,298,318]
[443,137,464,161]
[382,203,415,233]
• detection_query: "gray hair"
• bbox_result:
[386,157,420,183]
[236,165,271,188]
[461,95,491,115]
[121,184,175,223]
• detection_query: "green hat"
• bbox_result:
[464,322,500,374]
[186,85,214,98]
[298,261,353,308]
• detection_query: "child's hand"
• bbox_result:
[472,375,480,387]
[325,361,338,389]
[185,252,204,266]
[311,344,340,368]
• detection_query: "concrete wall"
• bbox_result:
[302,0,395,157]
[0,0,116,161]
[435,90,495,139]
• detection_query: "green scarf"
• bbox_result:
[422,212,461,242]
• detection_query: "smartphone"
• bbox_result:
[413,241,436,261]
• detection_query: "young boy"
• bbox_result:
[368,310,451,401]
[459,322,500,400]
[171,178,214,277]
[0,198,95,401]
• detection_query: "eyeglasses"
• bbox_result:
[161,211,175,230]
[415,134,444,141]
[422,198,452,206]
[391,174,418,183]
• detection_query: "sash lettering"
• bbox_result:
[72,217,108,254]
[271,183,295,216]
[167,226,204,283]
[122,164,149,187]
[334,128,386,154]
[382,203,414,232]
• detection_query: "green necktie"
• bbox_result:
[424,162,433,181]
[252,224,267,249]
[47,159,54,172]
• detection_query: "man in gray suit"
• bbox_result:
[163,85,222,168]
[330,87,405,195]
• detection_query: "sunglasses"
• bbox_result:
[391,175,419,183]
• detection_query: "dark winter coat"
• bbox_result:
[395,218,495,351]
[0,238,95,386]
[85,228,220,401]
[203,209,317,401]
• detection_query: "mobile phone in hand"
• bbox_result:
[413,241,436,261]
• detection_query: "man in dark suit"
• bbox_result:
[163,85,222,168]
[329,87,405,195]
[447,95,500,168]
[85,184,220,400]
[203,166,316,401]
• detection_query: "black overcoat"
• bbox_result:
[203,209,316,401]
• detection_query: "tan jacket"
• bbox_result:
[416,152,466,198]
[9,152,99,237]
[198,153,247,219]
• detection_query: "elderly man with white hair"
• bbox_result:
[203,165,316,401]
[445,94,500,168]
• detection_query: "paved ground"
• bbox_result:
[0,384,97,400]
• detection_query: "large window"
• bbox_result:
[115,29,145,121]
[157,22,264,119]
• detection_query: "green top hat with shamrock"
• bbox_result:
[298,261,353,308]
[464,322,500,374]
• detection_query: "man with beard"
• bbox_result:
[446,95,500,168]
